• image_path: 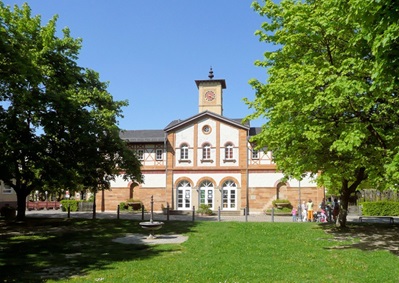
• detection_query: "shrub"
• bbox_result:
[126,199,142,210]
[197,204,213,215]
[362,201,399,216]
[60,200,79,212]
[119,202,127,210]
[272,199,292,209]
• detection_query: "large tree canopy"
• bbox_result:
[246,0,399,226]
[0,2,142,220]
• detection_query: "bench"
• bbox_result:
[26,201,61,210]
[359,216,394,224]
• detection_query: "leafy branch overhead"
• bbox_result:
[0,2,142,220]
[246,0,399,226]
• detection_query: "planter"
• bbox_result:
[265,211,291,216]
[127,202,142,210]
[274,203,291,209]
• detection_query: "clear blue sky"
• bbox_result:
[6,1,269,130]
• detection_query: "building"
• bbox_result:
[0,181,17,209]
[97,69,324,214]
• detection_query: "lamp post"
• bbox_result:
[298,180,302,222]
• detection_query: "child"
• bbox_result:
[291,207,297,222]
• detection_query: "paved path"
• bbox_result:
[25,209,366,223]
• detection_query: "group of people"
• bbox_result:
[291,198,340,222]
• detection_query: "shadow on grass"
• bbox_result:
[0,217,198,282]
[318,222,399,256]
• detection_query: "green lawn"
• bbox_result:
[1,218,398,282]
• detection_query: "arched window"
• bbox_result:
[225,142,234,159]
[202,143,211,159]
[180,143,189,160]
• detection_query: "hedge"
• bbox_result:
[361,201,399,216]
[60,200,79,212]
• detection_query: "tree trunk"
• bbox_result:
[338,186,350,227]
[337,167,366,227]
[16,189,29,221]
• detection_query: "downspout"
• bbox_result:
[164,132,170,209]
[246,132,250,216]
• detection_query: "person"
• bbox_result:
[291,207,297,222]
[301,201,307,222]
[319,209,327,222]
[307,199,314,222]
[333,198,340,222]
[320,198,326,210]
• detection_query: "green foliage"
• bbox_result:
[0,2,142,220]
[362,201,399,216]
[246,0,399,225]
[197,204,213,215]
[60,200,79,212]
[119,202,127,210]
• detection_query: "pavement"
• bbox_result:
[24,208,364,223]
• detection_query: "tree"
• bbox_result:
[245,0,399,226]
[0,2,142,220]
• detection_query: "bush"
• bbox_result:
[60,200,79,212]
[197,204,213,215]
[119,202,127,210]
[362,201,399,216]
[272,199,292,209]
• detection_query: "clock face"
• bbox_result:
[204,90,216,102]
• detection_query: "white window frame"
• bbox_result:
[180,144,189,160]
[225,143,234,159]
[156,149,163,160]
[252,149,259,159]
[222,180,237,210]
[137,149,144,161]
[199,180,214,209]
[176,180,191,210]
[202,143,211,160]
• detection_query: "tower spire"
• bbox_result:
[208,67,214,79]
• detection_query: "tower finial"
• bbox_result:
[208,67,214,79]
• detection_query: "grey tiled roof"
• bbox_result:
[119,130,165,142]
[249,127,261,136]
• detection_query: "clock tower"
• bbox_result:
[195,68,226,115]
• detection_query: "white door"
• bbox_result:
[200,180,214,209]
[177,181,191,210]
[222,180,237,210]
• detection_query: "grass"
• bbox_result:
[1,218,399,282]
